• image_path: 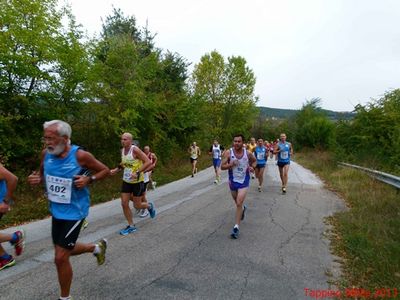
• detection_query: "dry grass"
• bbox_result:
[296,150,400,291]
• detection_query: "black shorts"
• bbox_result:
[277,161,290,168]
[121,181,145,197]
[190,158,197,163]
[256,164,266,170]
[52,217,84,250]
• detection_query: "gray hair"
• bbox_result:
[43,120,72,138]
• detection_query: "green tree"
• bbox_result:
[336,89,400,172]
[84,8,194,163]
[293,98,335,149]
[0,0,89,167]
[190,50,258,145]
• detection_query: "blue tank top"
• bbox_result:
[44,145,90,220]
[254,146,267,165]
[277,142,291,163]
[0,179,6,203]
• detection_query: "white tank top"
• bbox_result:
[229,148,249,184]
[212,144,222,159]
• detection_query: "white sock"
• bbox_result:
[234,224,239,229]
[93,244,100,255]
[59,296,71,300]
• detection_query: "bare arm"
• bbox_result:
[221,150,233,171]
[75,150,110,188]
[143,153,157,173]
[0,165,18,203]
[131,147,151,179]
[274,144,280,154]
[27,149,46,186]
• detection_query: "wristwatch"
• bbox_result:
[89,175,96,183]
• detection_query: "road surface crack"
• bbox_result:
[132,204,227,296]
[277,191,311,267]
[267,196,287,233]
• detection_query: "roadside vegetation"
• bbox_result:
[296,150,400,290]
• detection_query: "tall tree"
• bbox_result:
[0,0,89,167]
[190,50,257,144]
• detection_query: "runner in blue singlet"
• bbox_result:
[274,133,293,194]
[28,120,110,300]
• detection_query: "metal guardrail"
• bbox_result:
[339,162,400,190]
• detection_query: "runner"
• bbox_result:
[246,137,257,179]
[138,146,157,218]
[110,133,156,235]
[254,138,268,192]
[0,164,25,270]
[221,134,256,239]
[208,139,224,184]
[27,120,110,300]
[188,142,201,177]
[274,133,293,194]
[144,146,157,190]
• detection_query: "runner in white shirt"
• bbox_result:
[208,140,225,184]
[221,134,256,239]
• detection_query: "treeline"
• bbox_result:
[252,92,400,175]
[258,106,355,121]
[0,0,258,171]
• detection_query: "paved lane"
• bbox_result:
[0,159,344,299]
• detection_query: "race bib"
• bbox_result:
[257,152,265,160]
[46,175,72,204]
[123,168,133,182]
[232,161,246,184]
[281,151,289,159]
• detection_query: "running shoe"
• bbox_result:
[0,256,15,270]
[282,187,286,194]
[12,230,25,256]
[214,179,218,184]
[119,225,137,236]
[241,205,247,221]
[148,202,156,218]
[258,186,262,192]
[231,227,239,239]
[152,181,157,189]
[94,238,107,265]
[139,209,149,218]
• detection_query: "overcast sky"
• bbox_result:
[67,0,400,111]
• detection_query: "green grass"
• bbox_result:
[0,153,211,229]
[296,150,400,290]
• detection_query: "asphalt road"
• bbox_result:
[0,159,345,300]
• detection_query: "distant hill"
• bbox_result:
[258,106,355,121]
